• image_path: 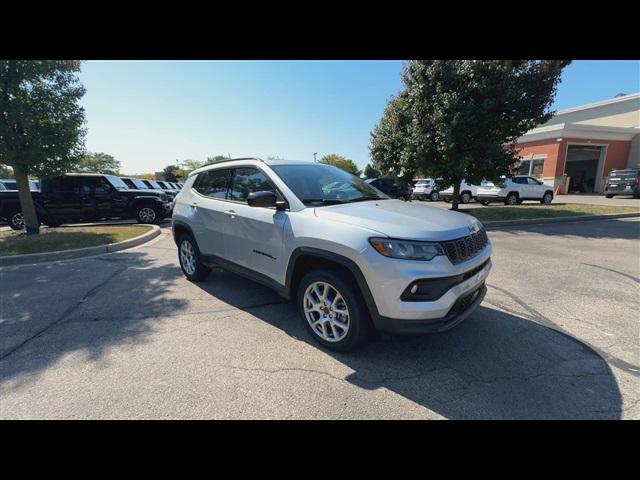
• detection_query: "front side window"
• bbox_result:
[229,168,275,203]
[105,175,129,190]
[527,177,541,185]
[193,169,230,199]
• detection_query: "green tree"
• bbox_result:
[76,152,120,175]
[371,60,569,210]
[318,154,358,175]
[0,60,86,234]
[363,163,380,179]
[162,164,180,182]
[0,164,13,178]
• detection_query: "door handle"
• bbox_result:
[224,210,236,217]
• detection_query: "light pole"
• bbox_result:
[313,152,318,162]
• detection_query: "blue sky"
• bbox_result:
[79,60,640,174]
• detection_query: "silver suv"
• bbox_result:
[172,158,492,351]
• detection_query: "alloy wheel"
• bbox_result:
[11,213,25,230]
[303,281,350,343]
[180,239,197,275]
[139,207,156,223]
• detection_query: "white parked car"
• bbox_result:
[412,178,440,201]
[476,175,554,205]
[440,180,490,204]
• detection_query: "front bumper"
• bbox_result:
[376,283,487,334]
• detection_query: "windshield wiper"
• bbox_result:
[301,198,347,205]
[344,196,385,203]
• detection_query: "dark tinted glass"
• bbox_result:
[194,169,230,199]
[229,168,274,203]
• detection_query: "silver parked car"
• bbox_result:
[172,158,492,351]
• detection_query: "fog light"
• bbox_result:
[410,283,418,294]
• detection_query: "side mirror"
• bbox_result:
[247,191,286,209]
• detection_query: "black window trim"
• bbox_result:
[191,164,290,210]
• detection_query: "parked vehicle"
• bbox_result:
[0,173,172,230]
[476,175,554,205]
[0,179,40,191]
[604,168,640,198]
[440,180,488,204]
[142,179,177,201]
[366,177,412,201]
[172,158,492,351]
[157,180,181,197]
[412,178,440,201]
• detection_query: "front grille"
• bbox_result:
[445,284,484,320]
[441,228,488,265]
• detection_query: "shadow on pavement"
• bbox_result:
[0,250,188,389]
[195,269,623,419]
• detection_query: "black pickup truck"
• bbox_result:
[0,173,172,230]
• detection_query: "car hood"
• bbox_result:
[314,199,480,241]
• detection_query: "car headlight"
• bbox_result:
[369,237,444,261]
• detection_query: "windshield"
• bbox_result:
[105,175,129,190]
[144,180,162,189]
[270,163,387,205]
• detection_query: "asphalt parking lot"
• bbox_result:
[0,217,638,419]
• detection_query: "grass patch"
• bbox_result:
[463,204,639,222]
[0,225,151,256]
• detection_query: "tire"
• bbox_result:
[430,191,439,201]
[177,233,211,282]
[8,211,25,230]
[443,197,451,203]
[505,193,518,206]
[460,192,472,204]
[605,194,614,199]
[480,200,491,206]
[135,204,161,224]
[541,192,553,204]
[297,268,371,352]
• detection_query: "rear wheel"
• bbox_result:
[297,269,370,352]
[135,205,161,224]
[460,191,472,204]
[505,193,518,205]
[429,190,439,201]
[605,194,614,199]
[8,212,25,230]
[178,233,211,282]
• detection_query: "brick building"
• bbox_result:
[515,93,639,194]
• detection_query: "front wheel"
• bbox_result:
[460,192,472,204]
[429,191,439,201]
[297,269,371,352]
[135,205,161,224]
[178,234,211,282]
[443,197,451,203]
[605,194,614,199]
[541,192,553,204]
[8,212,25,230]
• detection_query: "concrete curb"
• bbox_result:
[483,212,640,229]
[0,224,161,267]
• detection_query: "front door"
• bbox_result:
[41,176,95,220]
[224,167,287,282]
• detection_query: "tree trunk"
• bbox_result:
[13,165,40,235]
[451,182,461,211]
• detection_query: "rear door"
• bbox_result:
[41,176,94,220]
[223,166,287,281]
[190,168,231,258]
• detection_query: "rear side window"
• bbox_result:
[193,169,230,199]
[229,167,275,203]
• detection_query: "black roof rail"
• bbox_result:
[202,157,264,165]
